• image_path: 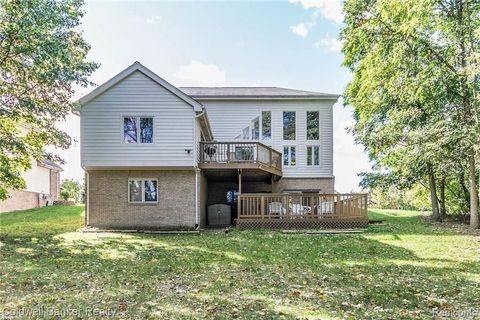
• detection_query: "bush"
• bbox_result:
[60,179,82,202]
[53,200,75,206]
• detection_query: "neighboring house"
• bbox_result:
[79,62,367,230]
[0,159,62,213]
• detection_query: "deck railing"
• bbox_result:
[238,193,368,220]
[199,141,282,172]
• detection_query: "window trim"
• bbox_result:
[251,116,260,140]
[261,111,272,140]
[283,145,296,166]
[128,178,158,204]
[306,111,320,141]
[307,145,320,166]
[122,116,154,144]
[283,111,296,141]
[242,126,250,140]
[236,111,272,141]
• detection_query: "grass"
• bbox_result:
[1,206,479,319]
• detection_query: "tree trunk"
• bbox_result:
[456,0,479,229]
[459,169,470,213]
[428,166,441,221]
[439,177,446,220]
[469,156,479,229]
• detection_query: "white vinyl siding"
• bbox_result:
[81,71,195,167]
[22,161,51,194]
[200,100,334,178]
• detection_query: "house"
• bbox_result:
[79,62,367,230]
[0,159,62,213]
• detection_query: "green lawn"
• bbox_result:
[1,206,479,319]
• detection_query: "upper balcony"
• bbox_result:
[199,141,282,177]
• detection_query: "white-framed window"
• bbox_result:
[236,111,272,141]
[123,116,154,144]
[128,178,158,203]
[283,111,296,140]
[306,111,319,140]
[251,117,260,140]
[242,126,250,140]
[307,146,320,166]
[261,111,271,140]
[283,146,296,166]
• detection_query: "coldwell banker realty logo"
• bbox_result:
[1,306,118,319]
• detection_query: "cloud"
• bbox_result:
[289,0,343,24]
[175,60,226,86]
[314,37,343,52]
[290,23,310,38]
[146,15,162,24]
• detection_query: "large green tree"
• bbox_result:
[342,0,480,228]
[0,0,98,200]
[60,178,81,202]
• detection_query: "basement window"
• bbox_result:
[128,179,158,203]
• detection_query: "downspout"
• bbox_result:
[193,112,200,230]
[194,107,212,230]
[195,169,199,230]
[195,108,213,141]
[82,167,89,227]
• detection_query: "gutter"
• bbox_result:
[195,108,214,141]
[189,95,340,101]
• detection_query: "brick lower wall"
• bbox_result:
[87,170,196,230]
[0,190,39,213]
[199,171,208,228]
[49,170,60,201]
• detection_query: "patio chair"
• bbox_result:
[317,201,334,216]
[291,203,304,215]
[268,202,285,215]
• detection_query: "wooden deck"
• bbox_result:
[199,141,282,177]
[237,193,369,229]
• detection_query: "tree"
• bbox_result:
[0,0,98,200]
[342,0,480,228]
[60,179,81,202]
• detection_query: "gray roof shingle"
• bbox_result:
[179,87,339,99]
[38,159,63,171]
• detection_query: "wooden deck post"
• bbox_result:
[237,169,242,220]
[238,169,242,194]
[261,195,265,219]
[226,143,230,163]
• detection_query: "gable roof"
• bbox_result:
[77,62,204,112]
[38,159,63,172]
[179,87,340,100]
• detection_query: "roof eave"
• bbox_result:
[76,61,204,112]
[188,95,340,101]
[37,160,63,172]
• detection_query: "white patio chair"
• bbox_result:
[268,202,285,215]
[318,201,334,216]
[291,204,304,215]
